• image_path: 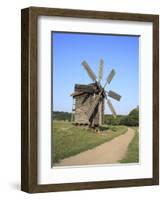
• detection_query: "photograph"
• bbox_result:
[52,32,139,167]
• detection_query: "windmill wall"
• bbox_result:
[72,83,104,127]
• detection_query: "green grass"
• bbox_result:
[52,120,127,164]
[120,127,139,163]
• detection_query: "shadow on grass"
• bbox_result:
[99,125,118,132]
[99,126,109,131]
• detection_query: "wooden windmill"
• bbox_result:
[71,59,121,128]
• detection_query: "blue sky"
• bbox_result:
[52,32,139,115]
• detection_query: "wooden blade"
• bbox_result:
[108,90,121,101]
[107,99,116,118]
[106,69,115,84]
[82,60,97,82]
[98,59,103,81]
[87,94,101,120]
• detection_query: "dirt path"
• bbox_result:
[56,128,135,166]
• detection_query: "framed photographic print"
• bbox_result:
[21,7,159,193]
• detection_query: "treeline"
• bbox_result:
[104,108,139,126]
[53,111,71,121]
[53,107,139,126]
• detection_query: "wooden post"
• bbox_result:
[99,99,102,126]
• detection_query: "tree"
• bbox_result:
[121,107,139,126]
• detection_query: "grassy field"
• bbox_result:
[52,121,127,164]
[120,127,139,163]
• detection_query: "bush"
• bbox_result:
[111,127,118,132]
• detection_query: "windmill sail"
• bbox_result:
[107,99,116,118]
[108,90,121,101]
[82,60,97,82]
[106,69,115,84]
[98,59,103,82]
[103,69,116,89]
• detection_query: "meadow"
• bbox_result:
[120,127,139,163]
[52,120,127,164]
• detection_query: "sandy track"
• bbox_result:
[55,128,135,166]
